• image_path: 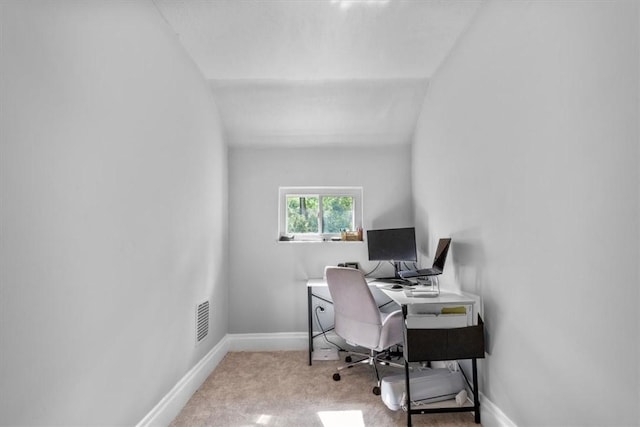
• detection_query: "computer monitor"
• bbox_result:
[367,227,417,278]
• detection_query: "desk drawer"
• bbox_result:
[404,315,485,362]
[406,313,468,329]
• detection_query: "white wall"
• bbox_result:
[0,2,228,425]
[228,146,413,333]
[413,1,639,426]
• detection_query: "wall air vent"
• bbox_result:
[196,301,210,344]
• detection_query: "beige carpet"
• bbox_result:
[170,351,481,427]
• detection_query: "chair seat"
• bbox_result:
[325,266,405,395]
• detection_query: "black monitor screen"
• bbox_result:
[367,227,417,262]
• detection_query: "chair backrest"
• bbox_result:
[324,267,383,349]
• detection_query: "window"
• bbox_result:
[278,187,363,241]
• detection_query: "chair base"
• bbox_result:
[332,346,404,395]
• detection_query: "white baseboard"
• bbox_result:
[479,392,517,427]
[227,331,308,351]
[135,332,307,427]
[136,332,516,427]
[136,335,230,427]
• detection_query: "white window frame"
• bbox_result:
[278,186,363,241]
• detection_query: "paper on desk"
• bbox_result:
[441,306,466,315]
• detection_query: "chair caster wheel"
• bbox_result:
[333,373,341,381]
[373,386,381,395]
[345,356,352,363]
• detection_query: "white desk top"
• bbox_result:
[307,278,475,307]
[306,278,330,287]
[306,277,403,287]
[379,288,476,306]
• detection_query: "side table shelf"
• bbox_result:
[402,309,485,426]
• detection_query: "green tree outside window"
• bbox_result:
[286,196,319,233]
[286,195,354,234]
[322,196,354,233]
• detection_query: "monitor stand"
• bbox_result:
[393,261,403,279]
[375,262,412,284]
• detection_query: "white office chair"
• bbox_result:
[324,266,404,395]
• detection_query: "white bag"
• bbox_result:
[380,367,466,411]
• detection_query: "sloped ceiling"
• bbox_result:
[154,0,482,147]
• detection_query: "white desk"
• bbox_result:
[307,278,484,425]
[379,288,478,329]
[306,278,478,364]
[378,288,476,308]
[379,286,483,426]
